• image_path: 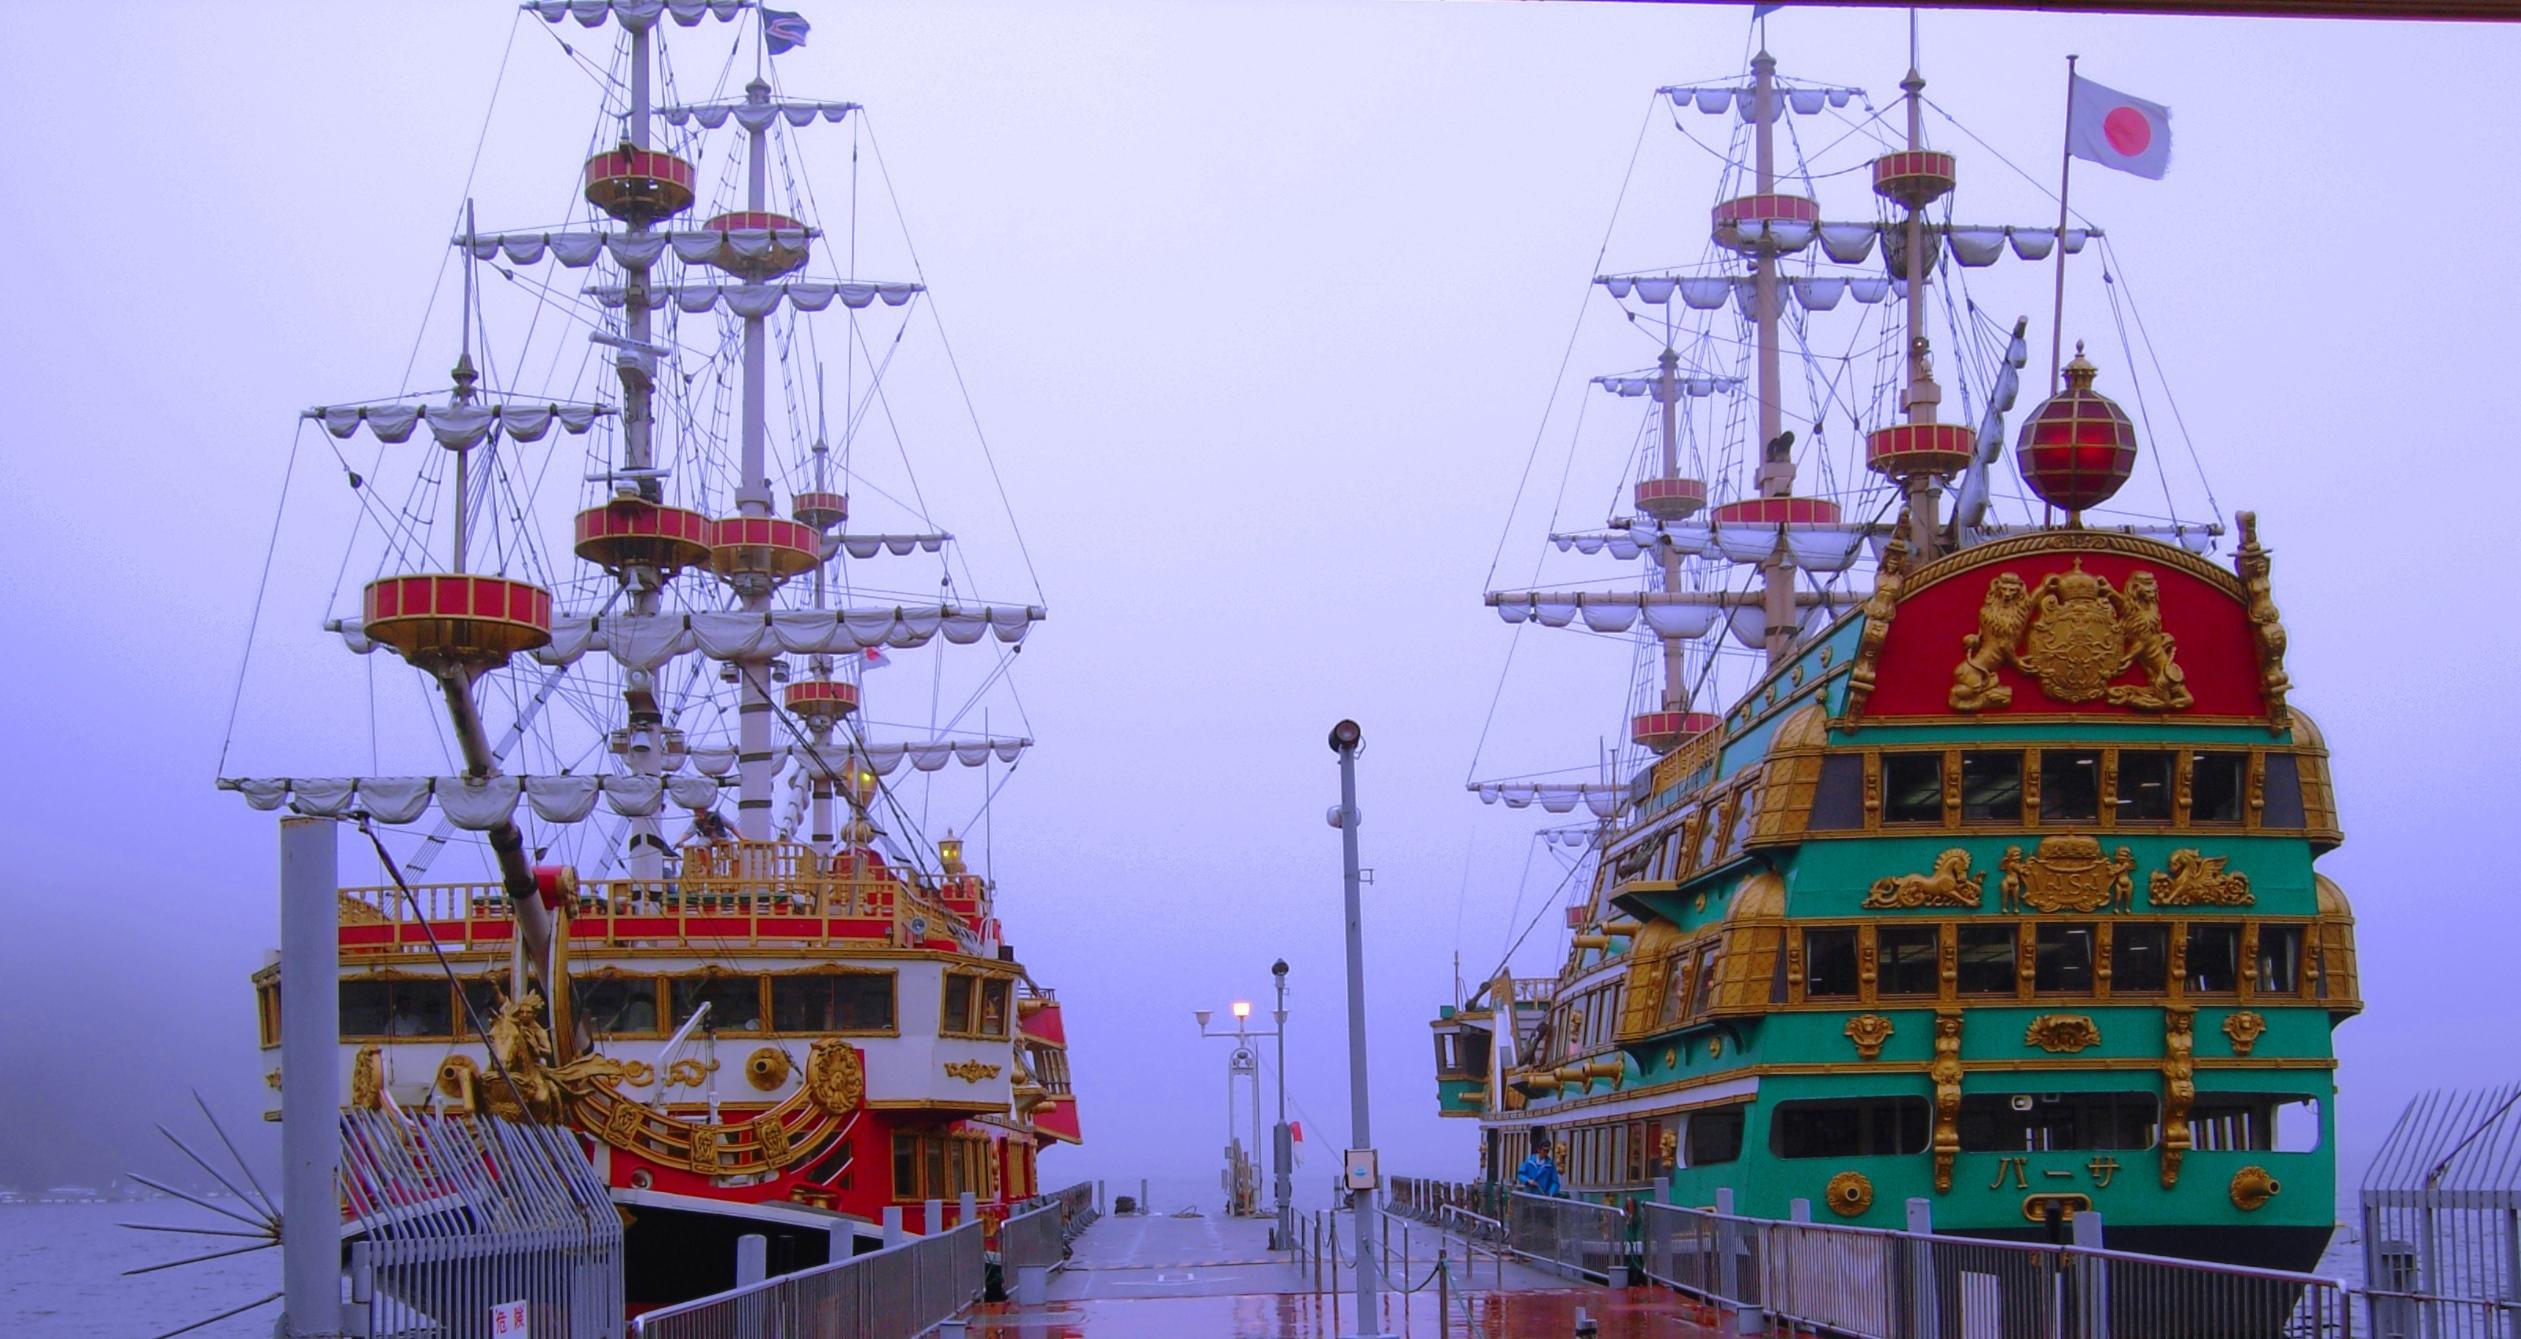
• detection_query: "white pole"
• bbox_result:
[1330,721,1388,1338]
[2050,55,2081,397]
[735,77,776,842]
[279,817,342,1338]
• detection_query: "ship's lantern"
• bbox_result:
[361,573,553,671]
[791,490,850,532]
[583,145,697,225]
[707,515,822,589]
[703,211,812,281]
[2016,350,2140,514]
[1711,193,1820,256]
[1872,151,1957,209]
[1865,422,1977,481]
[573,497,713,575]
[1632,710,1720,754]
[782,678,859,725]
[1634,476,1708,521]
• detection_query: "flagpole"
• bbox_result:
[2048,53,2078,396]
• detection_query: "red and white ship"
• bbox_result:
[221,0,1078,1310]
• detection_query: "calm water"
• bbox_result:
[0,1191,2365,1334]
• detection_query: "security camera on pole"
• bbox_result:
[1326,719,1391,1339]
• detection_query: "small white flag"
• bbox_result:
[2067,74,2172,180]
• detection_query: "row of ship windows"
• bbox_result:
[1499,1092,2316,1192]
[1795,919,2336,1004]
[1618,780,1760,885]
[1812,748,2305,831]
[891,1131,1005,1203]
[263,971,1014,1044]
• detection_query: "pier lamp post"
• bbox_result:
[1327,718,1389,1338]
[1270,959,1292,1255]
[1193,991,1283,1224]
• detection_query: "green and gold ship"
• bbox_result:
[1433,45,2354,1274]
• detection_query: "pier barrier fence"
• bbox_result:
[630,1220,983,1339]
[1000,1199,1068,1274]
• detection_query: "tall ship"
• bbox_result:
[1430,35,2353,1272]
[221,0,1079,1309]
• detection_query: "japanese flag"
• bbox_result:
[2067,74,2172,180]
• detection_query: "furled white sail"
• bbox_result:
[1658,83,1863,120]
[330,604,1045,668]
[523,0,750,31]
[831,532,951,560]
[303,401,606,450]
[660,99,860,130]
[1591,372,1741,400]
[1469,781,1623,819]
[589,280,923,314]
[458,228,816,269]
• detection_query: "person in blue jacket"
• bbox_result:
[1514,1141,1562,1197]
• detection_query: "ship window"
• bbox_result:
[670,975,764,1032]
[2039,750,2103,823]
[1769,1097,1930,1158]
[1956,925,2019,996]
[1698,803,1726,866]
[1810,756,1865,830]
[2261,754,2306,829]
[943,973,976,1034]
[771,973,895,1033]
[2191,752,2246,823]
[2256,926,2304,996]
[1957,1092,2158,1152]
[1658,952,1691,1028]
[459,978,505,1032]
[2112,923,2170,994]
[1960,752,2023,823]
[2189,1094,2322,1153]
[1689,943,1721,1017]
[340,979,453,1039]
[1803,928,1860,1000]
[942,973,1011,1038]
[980,978,1012,1037]
[1725,784,1759,853]
[1877,925,1940,997]
[1685,1107,1745,1166]
[574,976,661,1037]
[256,981,281,1047]
[1882,753,1943,824]
[2033,924,2095,995]
[2115,750,2175,822]
[2185,923,2242,994]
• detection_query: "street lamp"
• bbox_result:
[1328,718,1388,1338]
[1193,980,1288,1239]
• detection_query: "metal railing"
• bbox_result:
[1508,1190,1631,1282]
[1044,1179,1097,1235]
[1639,1201,2351,1339]
[2360,1082,2521,1339]
[631,1220,984,1339]
[1001,1200,1067,1273]
[340,1109,624,1339]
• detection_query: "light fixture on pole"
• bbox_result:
[1193,985,1285,1222]
[1328,718,1389,1338]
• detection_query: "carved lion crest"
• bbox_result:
[1861,849,1984,909]
[1950,560,2192,713]
[2149,849,2254,907]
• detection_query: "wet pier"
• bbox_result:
[968,1209,1729,1338]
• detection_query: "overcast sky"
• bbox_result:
[3,0,2516,1218]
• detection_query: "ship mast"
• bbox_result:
[1896,24,1947,563]
[736,76,777,842]
[617,19,671,883]
[1749,51,1797,671]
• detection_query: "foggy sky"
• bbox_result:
[3,0,2516,1211]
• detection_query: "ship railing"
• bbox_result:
[1001,1199,1068,1273]
[1044,1179,1098,1235]
[336,871,957,953]
[629,1219,984,1339]
[1507,1189,1630,1283]
[1637,1201,2353,1339]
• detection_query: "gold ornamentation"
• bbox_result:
[2229,1165,2280,1212]
[2024,1014,2102,1054]
[944,1060,1003,1083]
[436,1055,478,1104]
[745,1047,792,1092]
[2234,512,2292,728]
[2222,1010,2268,1057]
[803,1038,866,1114]
[665,1058,719,1089]
[265,1069,283,1091]
[755,1113,792,1163]
[2149,849,2254,907]
[351,1044,384,1110]
[1707,1036,1723,1059]
[482,991,564,1122]
[690,1123,729,1171]
[1929,1010,1963,1194]
[1659,1127,1680,1168]
[2021,1194,2092,1224]
[1826,1171,1875,1217]
[1950,562,2193,713]
[1862,849,1984,909]
[1999,836,2135,914]
[2161,1007,2196,1189]
[1842,528,1909,727]
[1661,1047,1678,1069]
[1844,1014,1895,1060]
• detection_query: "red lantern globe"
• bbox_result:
[2016,348,2139,515]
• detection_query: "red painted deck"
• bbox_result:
[970,1211,1733,1337]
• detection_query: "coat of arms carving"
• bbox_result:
[1999,836,2135,914]
[1950,560,2193,712]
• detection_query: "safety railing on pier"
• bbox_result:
[1001,1199,1067,1273]
[1637,1201,2351,1339]
[629,1220,984,1339]
[2360,1082,2521,1339]
[1507,1189,1631,1282]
